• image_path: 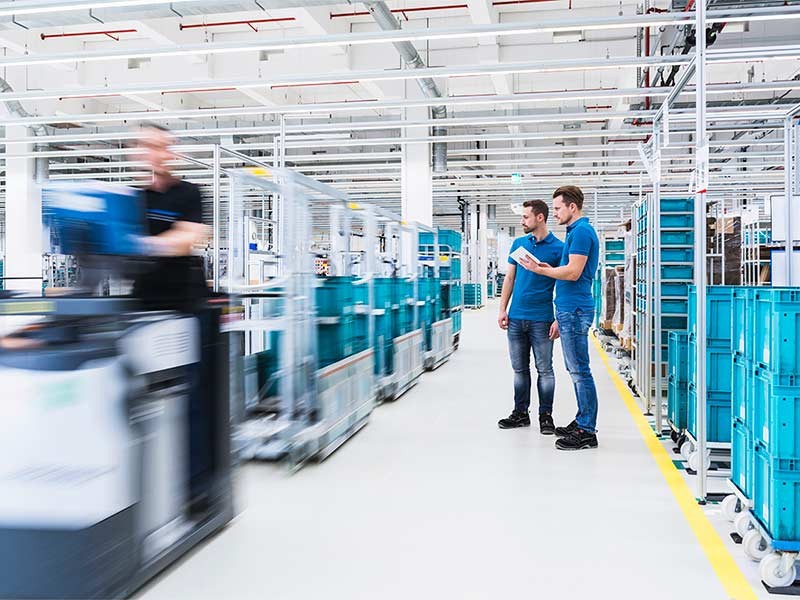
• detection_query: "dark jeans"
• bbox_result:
[556,308,599,433]
[507,318,555,414]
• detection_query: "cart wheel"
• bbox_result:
[743,529,772,562]
[735,511,754,537]
[680,439,694,461]
[721,494,742,522]
[760,553,797,589]
[687,451,711,472]
[670,430,680,443]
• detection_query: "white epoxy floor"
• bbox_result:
[138,301,750,600]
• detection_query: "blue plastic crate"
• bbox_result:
[316,276,357,317]
[662,299,689,315]
[661,248,694,264]
[605,252,625,263]
[732,418,754,500]
[688,285,734,349]
[753,443,800,542]
[660,197,693,213]
[452,309,462,333]
[753,288,800,374]
[662,315,688,330]
[733,287,755,359]
[733,353,753,425]
[668,375,689,431]
[687,382,733,444]
[662,281,690,297]
[688,334,734,394]
[606,239,625,252]
[317,317,356,368]
[662,265,693,281]
[753,368,800,459]
[668,331,690,382]
[661,230,694,246]
[661,213,694,228]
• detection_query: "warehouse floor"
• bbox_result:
[138,301,769,600]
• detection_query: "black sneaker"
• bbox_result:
[539,413,555,435]
[498,411,531,429]
[555,420,579,438]
[555,429,599,451]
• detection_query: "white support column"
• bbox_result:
[401,105,433,228]
[5,125,42,292]
[478,203,489,303]
[469,203,479,284]
[694,0,710,502]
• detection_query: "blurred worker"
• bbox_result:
[497,200,564,434]
[133,123,214,515]
[133,122,209,309]
[518,186,600,450]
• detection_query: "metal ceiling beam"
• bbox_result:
[0,4,797,69]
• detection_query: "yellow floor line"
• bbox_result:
[591,335,757,600]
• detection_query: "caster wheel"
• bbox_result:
[735,511,754,537]
[670,430,680,444]
[687,450,711,472]
[760,553,797,589]
[743,529,772,561]
[680,439,694,461]
[721,494,742,522]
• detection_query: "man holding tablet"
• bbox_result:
[518,186,601,451]
[498,200,564,434]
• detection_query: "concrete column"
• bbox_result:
[401,105,433,227]
[5,125,42,292]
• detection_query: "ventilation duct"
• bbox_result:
[365,1,447,173]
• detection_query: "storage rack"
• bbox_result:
[632,196,695,430]
[418,228,463,365]
[596,233,625,332]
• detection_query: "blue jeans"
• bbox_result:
[556,308,599,433]
[507,319,555,414]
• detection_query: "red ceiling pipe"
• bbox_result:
[271,81,360,89]
[684,0,696,12]
[331,0,555,18]
[161,87,237,95]
[180,17,295,32]
[58,93,122,100]
[41,28,136,41]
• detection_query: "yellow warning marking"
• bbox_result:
[591,336,757,600]
[347,202,361,210]
[247,167,271,177]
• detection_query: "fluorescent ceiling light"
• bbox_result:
[0,0,198,18]
[553,31,584,43]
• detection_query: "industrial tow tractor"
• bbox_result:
[0,182,236,599]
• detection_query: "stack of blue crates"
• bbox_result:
[419,228,463,333]
[734,287,800,543]
[667,331,690,432]
[634,198,694,381]
[418,275,440,351]
[686,285,734,444]
[316,276,370,368]
[464,283,482,308]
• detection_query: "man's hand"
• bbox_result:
[549,320,560,340]
[519,256,554,274]
[498,310,509,330]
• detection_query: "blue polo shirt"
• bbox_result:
[507,232,564,322]
[555,217,599,312]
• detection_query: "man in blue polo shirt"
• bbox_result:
[497,200,564,434]
[518,185,600,450]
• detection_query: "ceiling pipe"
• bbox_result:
[40,28,137,41]
[179,17,295,32]
[332,0,556,18]
[365,0,447,173]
